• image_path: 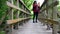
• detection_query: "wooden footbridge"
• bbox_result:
[0,0,60,34]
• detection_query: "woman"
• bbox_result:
[33,1,40,23]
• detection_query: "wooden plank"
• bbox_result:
[7,17,30,24]
[6,1,31,15]
[39,18,59,25]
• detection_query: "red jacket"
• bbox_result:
[33,4,38,12]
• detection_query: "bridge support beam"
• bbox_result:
[52,5,58,34]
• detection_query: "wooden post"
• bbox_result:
[52,24,58,34]
[14,0,20,30]
[58,22,60,34]
[17,0,20,28]
[52,0,58,34]
[46,1,51,30]
[8,0,14,20]
[52,7,58,34]
[6,0,14,34]
[10,0,14,34]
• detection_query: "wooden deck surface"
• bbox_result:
[12,19,52,34]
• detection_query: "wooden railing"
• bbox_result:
[38,0,59,34]
[6,1,31,15]
[7,17,30,24]
[38,18,60,34]
[0,0,32,34]
[38,18,59,25]
[40,1,59,13]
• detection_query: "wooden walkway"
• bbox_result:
[12,19,52,34]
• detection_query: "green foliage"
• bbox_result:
[22,0,34,10]
[22,0,34,14]
[14,0,17,5]
[0,31,5,34]
[0,0,8,19]
[0,0,8,31]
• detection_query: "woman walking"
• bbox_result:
[33,1,40,23]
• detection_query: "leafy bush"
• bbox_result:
[0,0,8,19]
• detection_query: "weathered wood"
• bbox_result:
[0,20,2,25]
[7,17,30,24]
[6,1,31,15]
[39,18,59,25]
[40,1,58,13]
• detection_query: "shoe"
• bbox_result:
[33,21,35,23]
[36,21,38,23]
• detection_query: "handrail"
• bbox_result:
[6,17,30,24]
[40,0,48,10]
[6,1,31,15]
[39,18,59,25]
[40,1,58,13]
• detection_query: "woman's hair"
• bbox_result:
[33,1,37,4]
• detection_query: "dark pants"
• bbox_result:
[33,12,38,22]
